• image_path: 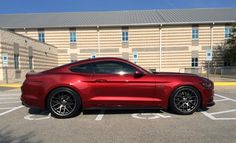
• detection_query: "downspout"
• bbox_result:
[97,26,100,57]
[159,24,162,72]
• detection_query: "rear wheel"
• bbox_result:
[47,87,81,118]
[169,86,201,115]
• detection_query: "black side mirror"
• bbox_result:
[134,70,144,78]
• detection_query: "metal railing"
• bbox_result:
[179,66,236,78]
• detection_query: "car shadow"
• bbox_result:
[27,107,209,117]
[83,109,164,115]
[27,108,164,116]
[28,108,50,115]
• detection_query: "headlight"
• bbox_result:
[200,78,213,89]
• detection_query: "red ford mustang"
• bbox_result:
[21,57,214,118]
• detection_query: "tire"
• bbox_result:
[47,87,81,118]
[169,86,201,115]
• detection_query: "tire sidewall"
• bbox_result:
[169,86,201,115]
[47,87,81,118]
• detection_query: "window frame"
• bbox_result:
[224,27,232,39]
[70,31,77,43]
[14,54,20,70]
[69,63,93,74]
[93,61,137,75]
[38,31,45,43]
[191,57,198,67]
[122,31,129,43]
[192,28,199,40]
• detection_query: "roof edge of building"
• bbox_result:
[0,27,58,49]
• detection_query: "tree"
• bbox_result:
[223,24,236,66]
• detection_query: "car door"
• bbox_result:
[89,60,158,108]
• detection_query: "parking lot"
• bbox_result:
[0,86,235,143]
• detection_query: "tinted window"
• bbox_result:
[70,63,93,73]
[94,61,136,74]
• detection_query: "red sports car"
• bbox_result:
[21,57,214,118]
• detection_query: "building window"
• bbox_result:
[191,58,198,67]
[122,31,128,42]
[225,27,232,39]
[70,31,77,43]
[224,61,231,67]
[192,28,199,40]
[29,56,33,70]
[38,31,45,43]
[14,54,20,69]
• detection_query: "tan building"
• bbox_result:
[0,28,58,82]
[0,8,236,76]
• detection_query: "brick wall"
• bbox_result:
[0,28,58,82]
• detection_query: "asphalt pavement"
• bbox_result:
[0,87,235,143]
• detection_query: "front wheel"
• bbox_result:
[47,87,81,118]
[169,86,201,115]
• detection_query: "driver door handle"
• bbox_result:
[95,79,107,82]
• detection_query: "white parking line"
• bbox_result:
[214,99,229,102]
[0,107,19,110]
[0,105,24,117]
[202,111,236,120]
[0,97,19,100]
[0,101,21,104]
[132,113,171,120]
[95,110,105,121]
[215,94,236,102]
[0,94,20,97]
[201,93,236,120]
[211,109,236,115]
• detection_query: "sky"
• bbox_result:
[0,0,235,14]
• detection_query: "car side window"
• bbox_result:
[94,61,136,75]
[70,63,93,74]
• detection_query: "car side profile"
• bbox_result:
[21,57,214,118]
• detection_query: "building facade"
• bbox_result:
[0,8,236,75]
[0,28,58,82]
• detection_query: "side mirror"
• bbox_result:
[134,70,144,78]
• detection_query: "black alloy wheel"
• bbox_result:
[170,86,201,115]
[47,87,81,118]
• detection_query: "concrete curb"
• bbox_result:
[0,82,236,88]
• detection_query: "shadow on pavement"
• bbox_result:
[28,108,50,115]
[27,107,209,117]
[28,108,164,116]
[0,126,42,143]
[83,109,164,115]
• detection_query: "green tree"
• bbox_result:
[223,25,236,66]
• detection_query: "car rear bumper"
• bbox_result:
[21,82,45,109]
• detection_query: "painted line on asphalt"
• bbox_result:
[0,105,24,117]
[201,93,236,120]
[0,101,21,104]
[214,82,236,86]
[132,113,171,120]
[0,84,21,88]
[202,111,236,120]
[0,94,20,97]
[95,110,105,121]
[0,107,19,110]
[210,109,236,115]
[0,97,19,100]
[24,111,51,121]
[214,99,229,102]
[215,94,236,102]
